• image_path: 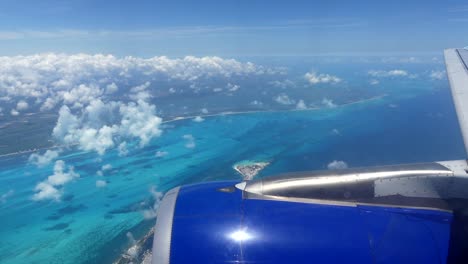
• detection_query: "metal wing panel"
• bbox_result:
[444,48,468,156]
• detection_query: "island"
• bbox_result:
[233,160,270,180]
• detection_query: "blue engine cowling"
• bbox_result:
[152,181,452,264]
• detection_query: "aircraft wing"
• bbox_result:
[445,48,468,155]
[150,49,468,264]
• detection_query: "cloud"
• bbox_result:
[331,128,340,135]
[45,160,79,186]
[304,71,341,85]
[269,79,295,89]
[0,53,276,111]
[33,182,61,201]
[102,164,112,171]
[29,149,60,167]
[327,160,348,170]
[0,31,24,40]
[105,83,118,94]
[0,53,280,159]
[1,190,14,204]
[250,100,263,106]
[118,142,129,157]
[78,126,117,155]
[193,116,205,122]
[40,97,57,111]
[129,82,152,101]
[0,17,360,41]
[0,30,90,40]
[448,5,468,12]
[296,99,307,110]
[142,186,164,220]
[430,70,446,80]
[201,108,209,114]
[96,180,107,188]
[155,151,168,158]
[142,209,158,220]
[274,93,295,105]
[52,105,79,141]
[16,100,29,111]
[322,98,336,108]
[33,160,79,201]
[183,134,196,149]
[227,83,240,92]
[119,100,163,147]
[369,79,379,85]
[368,70,408,77]
[0,20,361,41]
[62,84,103,108]
[52,99,162,155]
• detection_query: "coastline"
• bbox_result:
[113,228,154,264]
[161,94,386,124]
[0,94,386,159]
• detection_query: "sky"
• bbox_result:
[0,0,467,56]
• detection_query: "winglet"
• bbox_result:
[444,48,468,156]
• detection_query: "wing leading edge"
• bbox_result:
[445,48,468,156]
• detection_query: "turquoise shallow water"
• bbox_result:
[0,85,465,263]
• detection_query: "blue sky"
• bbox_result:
[0,0,468,56]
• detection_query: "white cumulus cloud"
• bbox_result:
[274,93,295,105]
[33,160,79,201]
[327,160,348,170]
[1,190,14,204]
[183,134,196,149]
[52,99,162,155]
[155,151,168,158]
[105,83,118,94]
[296,99,307,110]
[250,100,263,106]
[96,180,107,188]
[102,164,112,171]
[430,70,446,80]
[142,186,163,220]
[322,98,336,108]
[0,54,277,121]
[29,149,60,167]
[269,79,295,89]
[16,100,29,111]
[227,83,240,92]
[304,71,341,85]
[368,69,408,77]
[119,100,163,147]
[193,116,204,122]
[118,142,129,157]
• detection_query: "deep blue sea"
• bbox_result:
[0,58,465,263]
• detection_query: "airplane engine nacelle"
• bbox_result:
[152,180,452,264]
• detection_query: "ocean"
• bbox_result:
[0,57,464,263]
